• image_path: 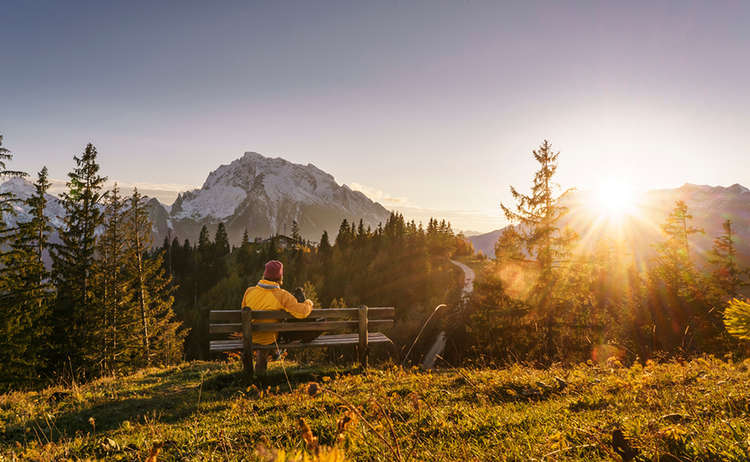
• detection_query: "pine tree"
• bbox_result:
[335,219,354,249]
[500,140,575,285]
[499,140,577,360]
[0,163,52,387]
[214,223,230,258]
[648,200,706,352]
[93,184,135,372]
[659,200,703,263]
[124,189,183,367]
[291,220,301,243]
[211,223,230,284]
[0,135,26,253]
[50,143,107,375]
[236,228,255,280]
[319,230,332,257]
[708,219,747,298]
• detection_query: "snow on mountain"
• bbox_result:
[155,152,391,245]
[0,177,65,229]
[171,152,379,220]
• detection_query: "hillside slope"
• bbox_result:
[2,358,749,460]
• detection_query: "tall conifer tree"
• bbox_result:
[125,189,183,367]
[50,143,107,374]
[0,144,50,387]
[499,140,577,360]
[648,200,706,351]
[94,184,135,372]
[708,219,747,298]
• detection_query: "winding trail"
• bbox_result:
[421,259,476,369]
[450,259,475,295]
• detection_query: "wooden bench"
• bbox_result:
[209,305,395,375]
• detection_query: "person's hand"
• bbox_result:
[292,287,306,303]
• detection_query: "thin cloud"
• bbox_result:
[48,178,196,205]
[348,182,505,233]
[348,182,412,207]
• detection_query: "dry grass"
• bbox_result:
[1,357,750,460]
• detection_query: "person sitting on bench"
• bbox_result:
[240,260,314,373]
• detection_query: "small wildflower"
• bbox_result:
[335,408,358,444]
[298,418,318,452]
[145,442,165,462]
[407,392,421,412]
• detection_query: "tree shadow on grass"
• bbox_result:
[2,363,227,444]
[1,361,361,445]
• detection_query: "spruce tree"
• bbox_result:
[708,219,747,298]
[499,140,577,360]
[648,200,706,352]
[93,184,135,372]
[236,228,255,280]
[214,222,230,258]
[319,230,332,257]
[0,156,52,387]
[50,143,108,375]
[124,189,183,367]
[0,135,26,251]
[659,200,703,263]
[291,220,301,243]
[500,140,575,285]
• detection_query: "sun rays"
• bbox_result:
[591,179,637,220]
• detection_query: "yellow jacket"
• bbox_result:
[240,279,314,345]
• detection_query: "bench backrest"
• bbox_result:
[209,306,395,335]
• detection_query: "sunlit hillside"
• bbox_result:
[3,357,750,461]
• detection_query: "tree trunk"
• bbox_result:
[134,205,150,366]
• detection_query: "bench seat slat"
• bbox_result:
[251,319,393,333]
[210,319,396,335]
[209,307,395,323]
[209,332,392,352]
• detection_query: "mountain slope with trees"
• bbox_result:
[469,184,750,265]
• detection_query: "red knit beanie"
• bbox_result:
[263,260,283,281]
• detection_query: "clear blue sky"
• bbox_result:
[2,1,749,232]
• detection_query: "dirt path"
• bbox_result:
[450,259,475,295]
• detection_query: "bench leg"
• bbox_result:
[255,351,268,374]
[241,307,254,377]
[242,349,254,376]
[359,305,369,370]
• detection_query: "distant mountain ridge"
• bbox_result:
[160,152,390,245]
[469,183,750,265]
[1,152,391,247]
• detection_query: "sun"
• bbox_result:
[592,179,636,218]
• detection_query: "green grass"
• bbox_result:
[2,357,750,461]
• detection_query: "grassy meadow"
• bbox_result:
[2,357,750,461]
